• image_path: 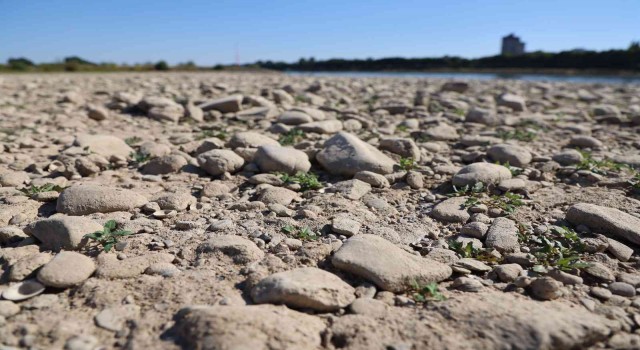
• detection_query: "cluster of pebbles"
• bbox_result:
[1,72,640,349]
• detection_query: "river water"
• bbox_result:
[287,71,640,85]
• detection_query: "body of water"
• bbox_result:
[287,71,640,85]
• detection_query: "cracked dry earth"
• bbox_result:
[1,73,640,350]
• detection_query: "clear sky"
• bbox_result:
[1,0,638,65]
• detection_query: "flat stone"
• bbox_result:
[172,305,325,350]
[25,216,103,251]
[332,234,452,292]
[257,186,298,205]
[197,235,264,264]
[452,162,512,187]
[251,267,355,311]
[56,185,148,215]
[197,94,243,113]
[329,179,371,200]
[227,131,279,148]
[566,203,640,246]
[37,251,95,288]
[95,253,174,279]
[73,134,133,158]
[316,132,395,176]
[485,217,520,253]
[496,93,526,111]
[431,197,470,223]
[197,149,245,176]
[583,262,615,282]
[379,138,421,161]
[9,253,52,281]
[298,120,343,134]
[332,215,361,236]
[142,155,187,174]
[487,143,532,167]
[354,171,390,188]
[348,298,388,317]
[1,279,45,301]
[254,145,311,175]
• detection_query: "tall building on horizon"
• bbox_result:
[501,34,525,56]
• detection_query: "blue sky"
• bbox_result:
[1,0,638,65]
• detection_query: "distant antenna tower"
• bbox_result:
[235,44,240,66]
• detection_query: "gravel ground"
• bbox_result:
[1,72,640,349]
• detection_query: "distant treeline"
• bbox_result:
[0,56,225,72]
[2,42,639,73]
[257,42,640,72]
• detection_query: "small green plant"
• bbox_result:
[496,129,537,142]
[281,224,319,241]
[576,151,627,175]
[279,172,322,191]
[84,220,132,252]
[456,182,525,216]
[448,182,485,197]
[410,281,445,302]
[496,161,523,176]
[278,129,305,146]
[448,240,501,263]
[396,124,409,132]
[519,225,591,272]
[129,151,151,164]
[20,183,65,195]
[196,129,228,141]
[490,192,525,215]
[124,136,142,146]
[399,157,417,171]
[629,173,640,191]
[454,108,466,117]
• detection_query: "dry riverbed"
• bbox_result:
[1,72,640,349]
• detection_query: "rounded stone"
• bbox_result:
[452,162,512,187]
[37,251,96,288]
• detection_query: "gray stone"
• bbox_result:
[609,282,636,297]
[552,149,584,165]
[487,143,532,167]
[227,131,279,148]
[25,216,103,251]
[492,264,523,282]
[37,251,95,288]
[348,298,388,317]
[197,149,244,176]
[329,179,372,200]
[172,305,325,350]
[332,215,361,236]
[452,162,512,187]
[569,136,603,149]
[379,138,421,161]
[460,222,488,239]
[254,145,311,175]
[198,94,243,113]
[485,217,520,253]
[316,132,395,176]
[566,203,640,246]
[354,171,390,188]
[95,253,174,278]
[9,253,52,281]
[298,120,343,134]
[197,235,264,264]
[56,184,148,215]
[496,93,526,111]
[607,238,633,261]
[431,197,470,223]
[257,186,298,205]
[451,276,483,292]
[0,300,20,317]
[583,262,615,282]
[277,110,313,125]
[251,267,355,311]
[142,155,187,174]
[332,234,452,292]
[73,134,133,159]
[530,277,562,300]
